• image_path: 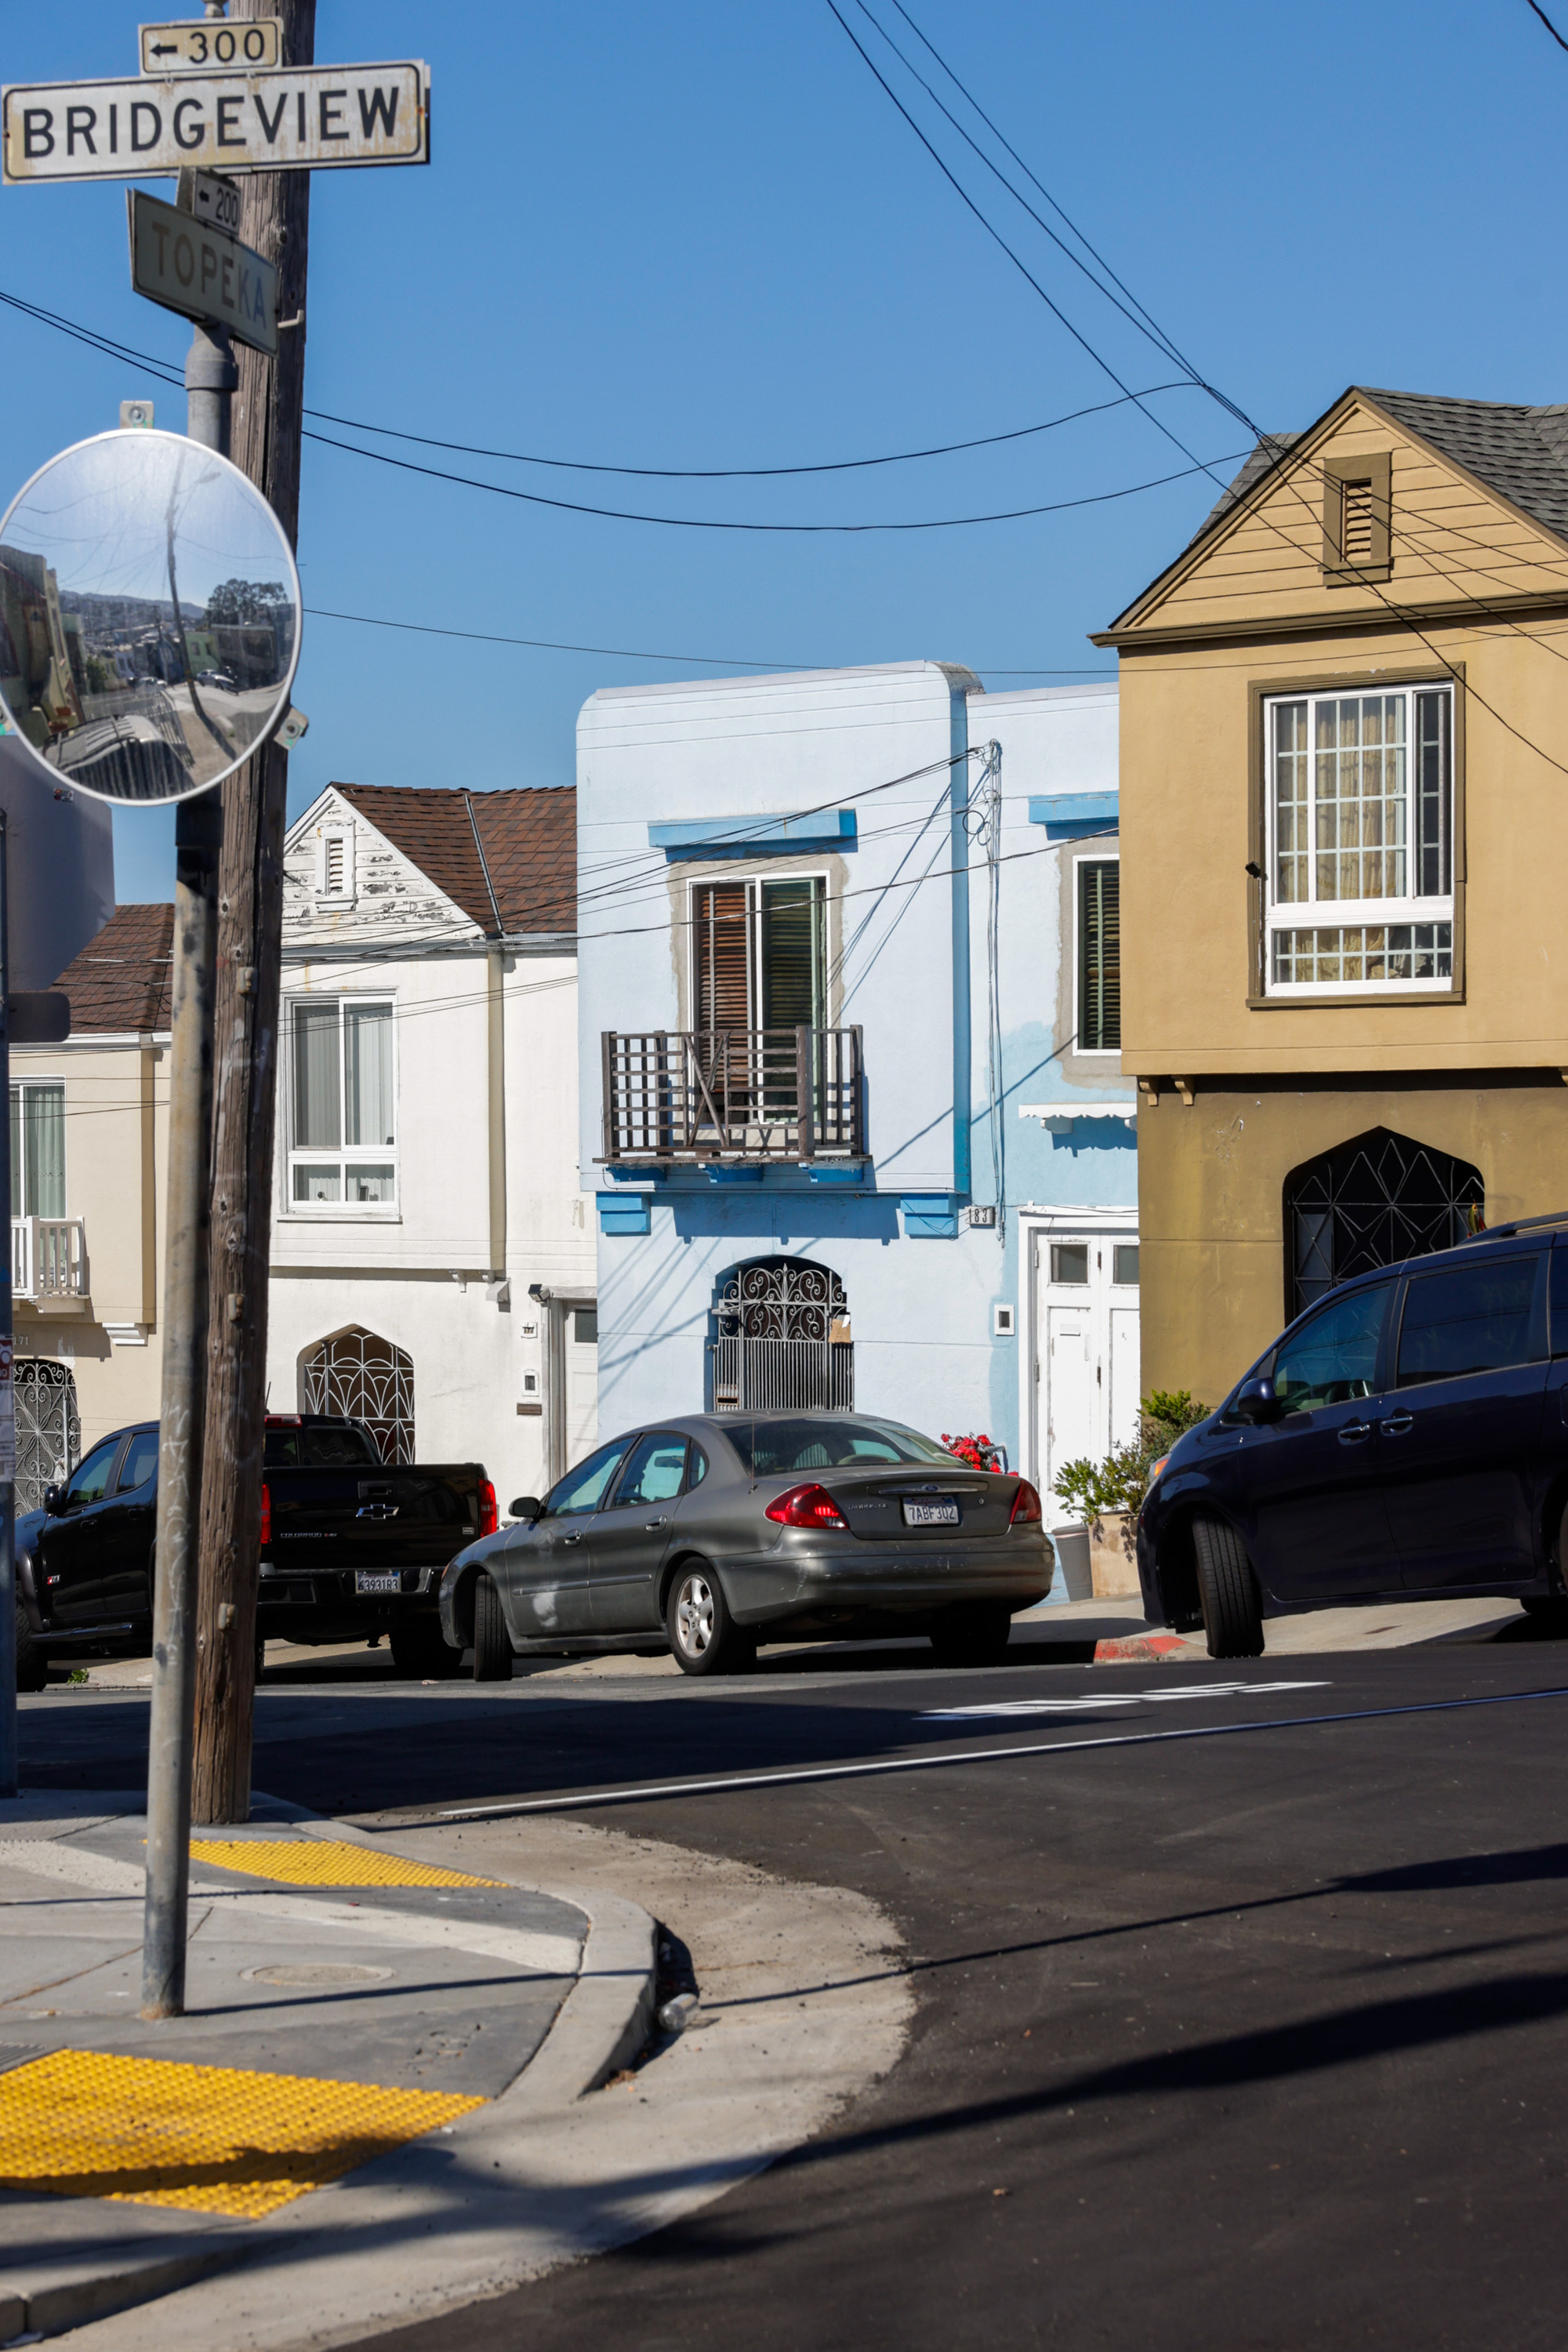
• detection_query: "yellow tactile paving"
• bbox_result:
[0,2048,484,2219]
[186,1836,505,1889]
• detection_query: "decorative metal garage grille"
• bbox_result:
[16,1358,79,1513]
[709,1258,853,1413]
[1285,1128,1483,1319]
[302,1328,413,1464]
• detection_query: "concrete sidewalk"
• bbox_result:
[0,1798,656,2342]
[1012,1591,1534,1660]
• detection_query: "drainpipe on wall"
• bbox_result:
[487,949,506,1283]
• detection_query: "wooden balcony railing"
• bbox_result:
[602,1027,865,1163]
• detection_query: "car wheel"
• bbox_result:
[929,1600,1013,1667]
[666,1562,755,1676]
[15,1602,47,1693]
[1192,1515,1264,1658]
[390,1617,466,1678]
[472,1573,514,1682]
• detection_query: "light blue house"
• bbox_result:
[575,661,1137,1507]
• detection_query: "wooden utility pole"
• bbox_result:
[191,0,316,1824]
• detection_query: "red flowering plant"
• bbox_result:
[942,1432,1004,1472]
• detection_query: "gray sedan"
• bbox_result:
[439,1411,1053,1678]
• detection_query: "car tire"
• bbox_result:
[1192,1515,1265,1659]
[666,1562,756,1676]
[472,1573,514,1682]
[929,1600,1013,1667]
[15,1602,47,1693]
[390,1617,466,1679]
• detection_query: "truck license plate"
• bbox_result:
[354,1570,401,1595]
[903,1498,960,1527]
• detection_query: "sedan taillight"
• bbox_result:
[764,1483,848,1531]
[260,1480,271,1546]
[479,1479,498,1537]
[1009,1479,1044,1526]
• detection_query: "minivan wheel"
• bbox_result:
[1192,1516,1264,1659]
[666,1563,755,1676]
[472,1573,514,1682]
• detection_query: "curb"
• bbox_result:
[0,1806,659,2341]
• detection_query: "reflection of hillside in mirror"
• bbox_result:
[0,430,299,804]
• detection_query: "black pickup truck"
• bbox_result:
[15,1413,495,1688]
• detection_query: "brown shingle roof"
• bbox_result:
[53,903,173,1034]
[332,782,575,937]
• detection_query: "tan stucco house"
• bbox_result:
[1097,385,1568,1405]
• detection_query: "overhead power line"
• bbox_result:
[1525,0,1568,52]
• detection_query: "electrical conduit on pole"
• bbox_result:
[140,327,227,2019]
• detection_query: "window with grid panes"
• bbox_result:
[1076,859,1120,1051]
[1265,684,1453,993]
[287,996,397,1209]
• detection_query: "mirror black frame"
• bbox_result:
[507,1495,542,1523]
[1234,1376,1284,1425]
[42,1483,65,1515]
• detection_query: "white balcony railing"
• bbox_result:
[12,1216,88,1302]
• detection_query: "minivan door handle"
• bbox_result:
[1338,1421,1372,1445]
[1381,1412,1414,1436]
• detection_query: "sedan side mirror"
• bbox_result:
[42,1483,65,1515]
[508,1495,542,1523]
[1235,1376,1284,1425]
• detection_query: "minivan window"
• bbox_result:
[1270,1282,1393,1413]
[1396,1253,1543,1388]
[117,1430,158,1491]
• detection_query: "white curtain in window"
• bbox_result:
[292,1002,342,1148]
[28,1085,65,1220]
[346,1002,394,1148]
[9,1085,64,1218]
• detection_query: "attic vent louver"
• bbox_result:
[324,837,345,895]
[1341,478,1374,565]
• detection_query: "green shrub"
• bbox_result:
[1051,1390,1210,1526]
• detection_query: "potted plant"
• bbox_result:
[1051,1392,1210,1599]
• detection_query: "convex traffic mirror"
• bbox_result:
[0,428,301,804]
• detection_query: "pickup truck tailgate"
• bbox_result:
[265,1467,483,1574]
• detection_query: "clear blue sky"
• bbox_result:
[2,0,1563,902]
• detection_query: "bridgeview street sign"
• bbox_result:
[128,187,278,355]
[2,62,430,183]
[139,20,283,75]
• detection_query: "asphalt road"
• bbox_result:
[20,1624,1568,2349]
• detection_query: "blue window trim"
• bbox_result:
[648,811,857,859]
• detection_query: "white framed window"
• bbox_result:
[9,1081,64,1218]
[1265,683,1454,995]
[285,995,397,1210]
[314,821,356,904]
[1074,855,1120,1054]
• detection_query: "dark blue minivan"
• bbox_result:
[1136,1214,1568,1656]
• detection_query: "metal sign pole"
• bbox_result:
[140,356,227,2020]
[0,813,15,1801]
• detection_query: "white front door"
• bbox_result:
[566,1304,598,1464]
[1033,1229,1141,1509]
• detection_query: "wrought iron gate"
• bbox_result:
[1285,1128,1483,1319]
[302,1327,415,1464]
[709,1258,854,1412]
[16,1358,79,1513]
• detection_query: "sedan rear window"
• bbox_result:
[724,1417,957,1473]
[263,1421,383,1468]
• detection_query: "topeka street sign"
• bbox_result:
[128,187,279,355]
[2,61,429,182]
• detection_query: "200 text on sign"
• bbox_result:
[2,64,430,183]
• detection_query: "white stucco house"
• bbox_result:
[267,781,597,1494]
